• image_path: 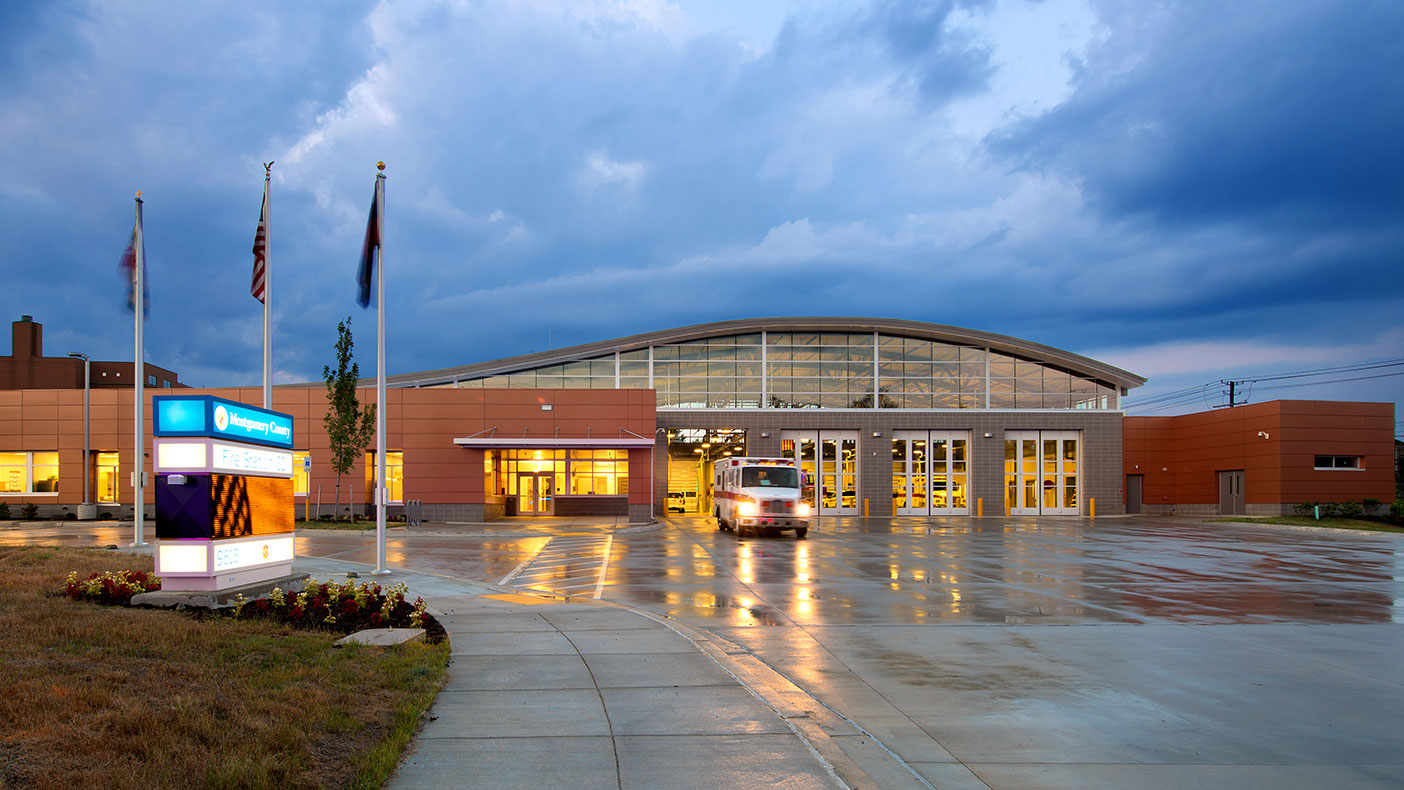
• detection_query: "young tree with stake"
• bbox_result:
[323,317,376,521]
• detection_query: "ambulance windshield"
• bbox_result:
[741,467,798,489]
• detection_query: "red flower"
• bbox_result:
[369,612,382,626]
[343,599,359,615]
[289,606,304,621]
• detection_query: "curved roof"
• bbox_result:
[385,317,1146,391]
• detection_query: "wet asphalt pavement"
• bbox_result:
[9,514,1404,788]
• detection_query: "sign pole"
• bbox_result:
[132,193,148,547]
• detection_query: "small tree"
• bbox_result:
[322,317,376,521]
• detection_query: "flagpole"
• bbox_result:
[372,162,389,575]
[262,162,273,409]
[132,192,148,547]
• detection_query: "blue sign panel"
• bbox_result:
[153,396,295,450]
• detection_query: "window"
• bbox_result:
[0,451,59,495]
[568,449,629,495]
[1314,455,1362,470]
[293,452,310,496]
[147,374,157,385]
[365,451,404,503]
[162,380,172,388]
[95,452,120,503]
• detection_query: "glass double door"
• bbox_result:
[519,473,554,515]
[1004,431,1080,515]
[780,430,859,515]
[892,431,969,515]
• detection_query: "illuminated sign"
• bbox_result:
[155,534,295,577]
[154,438,292,478]
[157,542,209,573]
[214,535,295,572]
[212,442,293,477]
[153,396,294,450]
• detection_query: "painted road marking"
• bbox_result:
[501,534,615,599]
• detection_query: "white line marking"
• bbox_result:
[594,533,614,599]
[498,537,551,585]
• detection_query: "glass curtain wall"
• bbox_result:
[440,332,1119,410]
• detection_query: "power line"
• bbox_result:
[1125,357,1404,416]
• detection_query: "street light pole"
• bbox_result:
[67,353,90,514]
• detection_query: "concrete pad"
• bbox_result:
[540,608,663,631]
[566,627,700,655]
[602,686,791,737]
[418,689,610,738]
[391,736,617,790]
[443,655,595,691]
[434,612,559,633]
[336,628,424,647]
[448,630,580,656]
[584,651,735,689]
[963,763,1404,790]
[615,734,835,790]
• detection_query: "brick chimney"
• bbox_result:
[11,316,41,360]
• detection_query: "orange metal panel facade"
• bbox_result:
[1124,400,1394,515]
[0,387,655,522]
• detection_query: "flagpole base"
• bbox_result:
[370,568,392,576]
[129,542,150,548]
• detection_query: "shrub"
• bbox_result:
[0,501,9,519]
[1391,500,1404,520]
[1340,502,1364,519]
[1293,502,1316,517]
[20,502,39,520]
[1319,502,1341,518]
[1362,498,1382,516]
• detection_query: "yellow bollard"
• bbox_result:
[977,497,983,517]
[1090,498,1096,518]
[863,498,869,517]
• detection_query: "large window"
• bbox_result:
[569,449,629,495]
[1314,455,1362,470]
[0,451,59,495]
[95,452,120,503]
[365,451,404,504]
[431,330,1121,410]
[489,449,630,498]
[293,452,310,496]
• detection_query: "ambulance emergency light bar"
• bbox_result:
[153,395,294,450]
[726,458,796,467]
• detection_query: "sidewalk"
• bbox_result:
[292,555,927,789]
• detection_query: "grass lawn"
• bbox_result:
[1211,515,1404,534]
[0,546,449,788]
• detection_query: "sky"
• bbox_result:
[2,0,1401,430]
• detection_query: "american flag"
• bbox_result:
[251,182,268,303]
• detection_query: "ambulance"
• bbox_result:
[713,457,810,538]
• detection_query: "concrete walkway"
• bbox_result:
[292,554,926,790]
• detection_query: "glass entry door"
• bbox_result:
[1004,431,1079,516]
[781,430,859,515]
[893,431,969,515]
[519,473,554,515]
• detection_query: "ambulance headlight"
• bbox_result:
[796,502,810,518]
[737,501,757,517]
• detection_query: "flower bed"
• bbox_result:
[227,577,444,642]
[63,569,161,604]
[61,571,445,643]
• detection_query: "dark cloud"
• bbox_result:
[988,1,1404,225]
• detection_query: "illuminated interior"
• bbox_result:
[432,331,1120,410]
[0,451,58,494]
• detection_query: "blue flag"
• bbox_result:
[356,179,382,308]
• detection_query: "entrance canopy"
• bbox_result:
[452,437,655,450]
